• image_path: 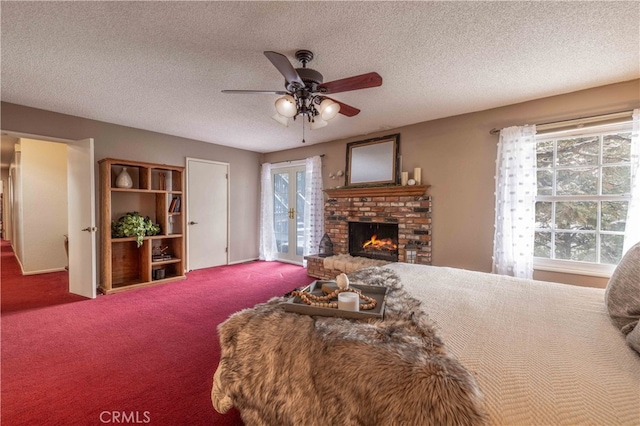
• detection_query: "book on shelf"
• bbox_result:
[169,197,178,213]
[173,197,181,213]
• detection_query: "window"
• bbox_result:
[534,125,633,274]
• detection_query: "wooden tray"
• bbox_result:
[282,280,389,320]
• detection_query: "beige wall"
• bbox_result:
[263,79,640,288]
[20,138,68,272]
[1,102,262,264]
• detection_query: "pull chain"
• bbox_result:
[302,117,306,143]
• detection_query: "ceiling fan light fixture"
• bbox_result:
[275,95,297,118]
[272,113,289,127]
[319,99,340,120]
[310,116,328,130]
[223,50,379,142]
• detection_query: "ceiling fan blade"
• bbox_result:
[221,90,288,95]
[264,51,304,87]
[324,97,360,117]
[318,72,382,94]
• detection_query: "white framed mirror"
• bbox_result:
[346,134,400,186]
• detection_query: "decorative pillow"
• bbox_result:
[626,322,640,353]
[605,242,640,353]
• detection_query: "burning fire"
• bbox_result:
[362,235,398,251]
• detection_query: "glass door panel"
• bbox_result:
[272,166,305,263]
[273,171,289,255]
[295,170,306,256]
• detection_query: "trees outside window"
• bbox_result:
[535,129,632,265]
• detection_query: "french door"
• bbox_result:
[272,165,306,264]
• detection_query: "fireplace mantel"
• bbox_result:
[325,185,429,198]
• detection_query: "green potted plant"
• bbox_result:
[111,211,161,247]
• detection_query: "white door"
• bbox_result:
[272,165,306,264]
[66,138,97,298]
[187,158,229,270]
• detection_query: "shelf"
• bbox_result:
[111,188,163,194]
[151,258,181,265]
[110,188,183,195]
[324,185,429,198]
[112,278,146,288]
[99,157,185,294]
[111,234,183,243]
[103,275,186,294]
[111,237,140,243]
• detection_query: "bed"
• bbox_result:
[212,249,640,425]
[385,263,640,425]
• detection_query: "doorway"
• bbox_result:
[0,132,96,299]
[272,165,306,264]
[186,158,229,271]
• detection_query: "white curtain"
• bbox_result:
[623,108,640,254]
[259,162,276,261]
[303,156,324,265]
[492,125,537,278]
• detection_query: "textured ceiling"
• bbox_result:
[1,1,639,154]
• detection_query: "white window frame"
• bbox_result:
[533,122,633,277]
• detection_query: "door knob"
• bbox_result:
[188,221,198,225]
[81,226,97,232]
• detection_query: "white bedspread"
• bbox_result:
[386,263,640,425]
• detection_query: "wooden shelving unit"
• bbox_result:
[99,158,186,294]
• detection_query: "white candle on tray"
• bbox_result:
[338,292,360,311]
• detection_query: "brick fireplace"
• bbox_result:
[306,185,432,278]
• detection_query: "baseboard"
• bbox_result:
[22,267,67,275]
[10,243,67,275]
[272,259,304,267]
[13,248,26,275]
[228,257,259,265]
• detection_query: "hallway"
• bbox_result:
[1,240,86,314]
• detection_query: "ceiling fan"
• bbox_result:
[222,50,382,142]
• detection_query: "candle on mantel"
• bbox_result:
[338,292,360,311]
[413,168,422,185]
[401,172,409,186]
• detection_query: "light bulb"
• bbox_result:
[319,99,340,120]
[275,95,297,118]
[310,117,328,130]
[272,113,289,127]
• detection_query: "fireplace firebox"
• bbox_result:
[349,222,399,262]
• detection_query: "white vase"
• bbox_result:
[116,167,133,188]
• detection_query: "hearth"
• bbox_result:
[349,222,398,262]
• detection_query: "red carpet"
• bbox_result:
[1,240,314,425]
[1,241,86,313]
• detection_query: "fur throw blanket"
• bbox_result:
[212,267,485,425]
